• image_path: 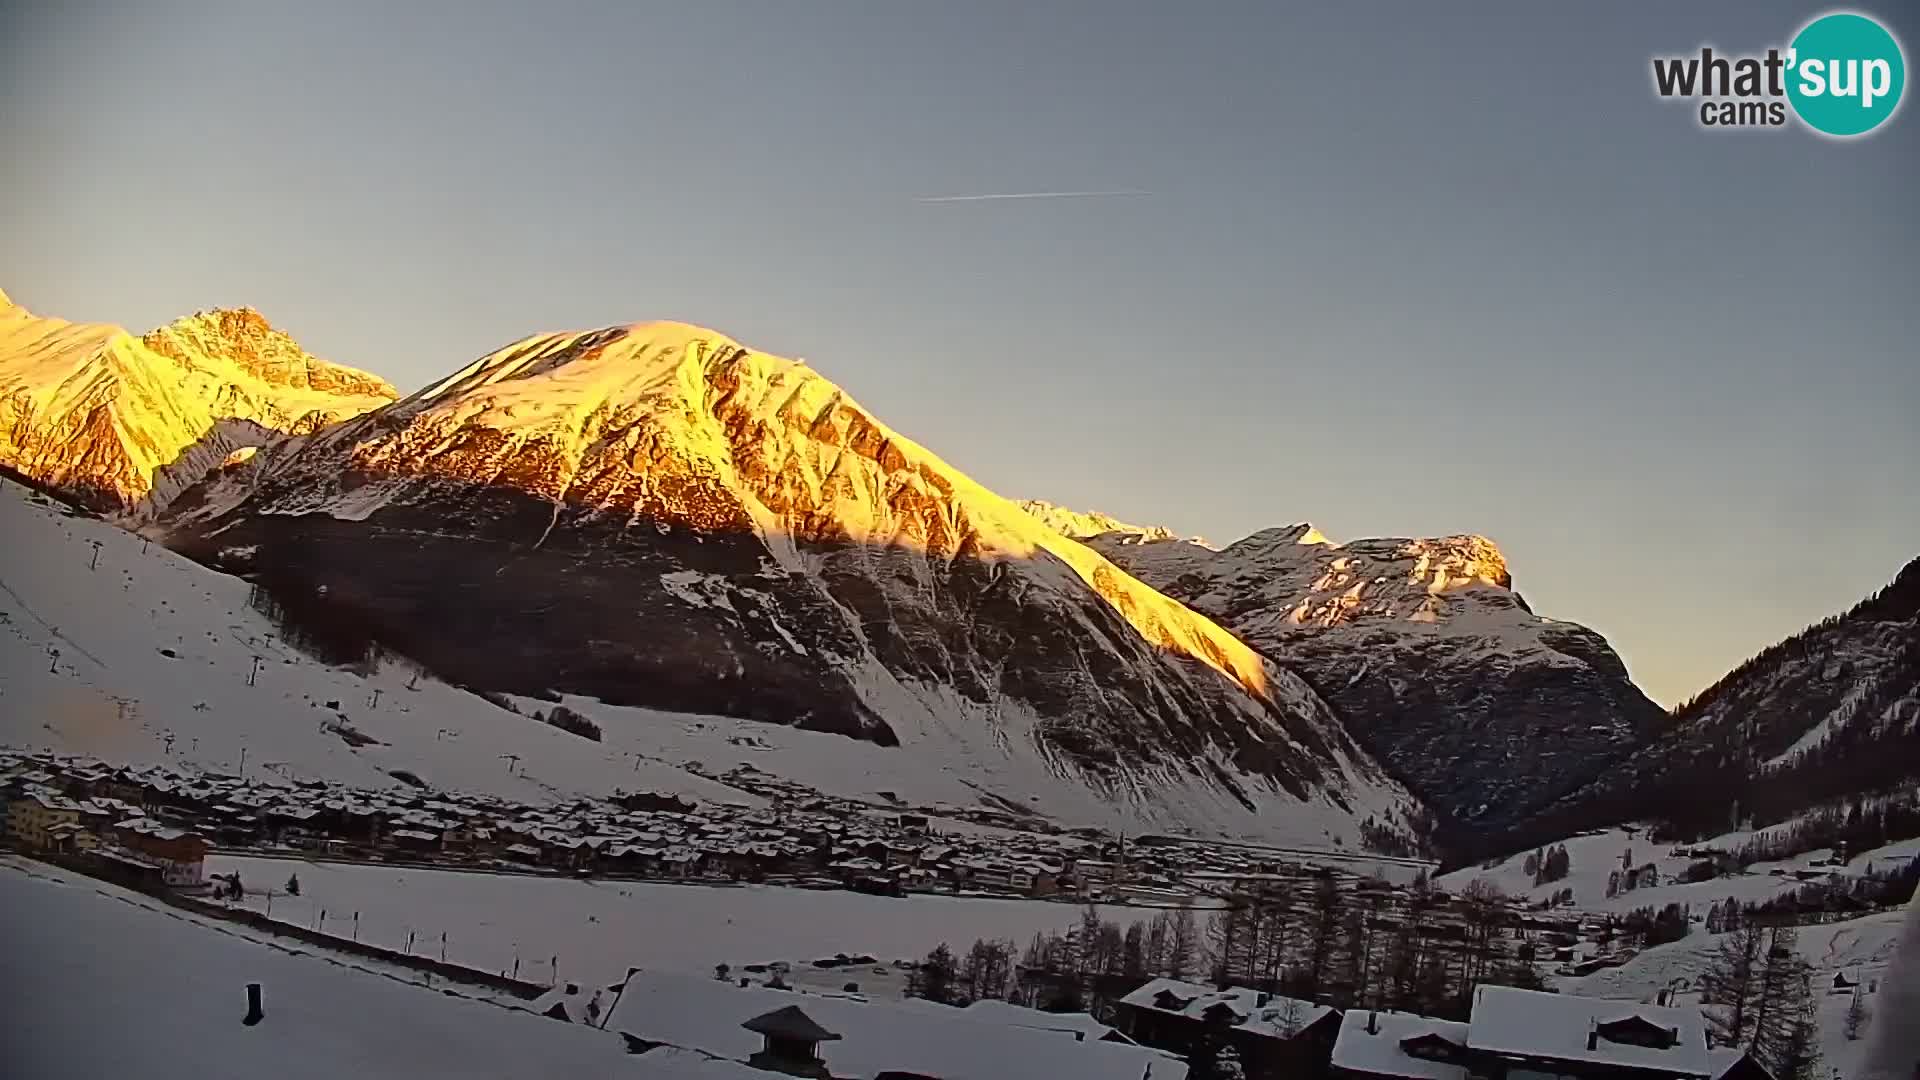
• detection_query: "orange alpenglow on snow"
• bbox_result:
[0,290,396,512]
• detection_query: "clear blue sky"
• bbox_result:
[3,2,1914,706]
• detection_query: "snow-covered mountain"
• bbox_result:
[152,321,1416,845]
[1053,523,1666,835]
[1536,555,1920,846]
[1014,500,1184,545]
[0,289,396,512]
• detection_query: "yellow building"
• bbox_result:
[8,792,91,851]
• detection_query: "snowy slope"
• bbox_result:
[1013,499,1184,544]
[1555,908,1909,1080]
[0,478,749,805]
[0,290,396,512]
[1541,556,1920,848]
[1072,521,1664,834]
[1440,819,1920,914]
[0,858,756,1080]
[1861,888,1920,1080]
[155,321,1417,845]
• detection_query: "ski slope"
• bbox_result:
[0,479,748,805]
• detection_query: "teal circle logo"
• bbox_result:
[1786,12,1906,136]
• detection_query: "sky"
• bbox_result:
[2,1,1914,707]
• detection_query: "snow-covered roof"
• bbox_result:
[1466,986,1710,1078]
[1329,1009,1469,1080]
[113,817,197,841]
[944,999,1133,1042]
[606,969,1185,1079]
[1119,977,1332,1041]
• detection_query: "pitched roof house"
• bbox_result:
[1116,977,1339,1078]
[1466,986,1711,1079]
[1330,1009,1470,1079]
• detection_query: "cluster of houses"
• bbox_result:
[3,760,211,890]
[1106,977,1773,1080]
[533,965,1776,1080]
[0,749,1454,911]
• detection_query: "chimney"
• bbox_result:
[243,983,265,1026]
[1256,992,1270,1008]
[1587,1021,1598,1051]
[1367,1010,1378,1035]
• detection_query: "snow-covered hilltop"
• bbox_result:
[151,320,1416,846]
[1047,519,1665,836]
[0,290,396,512]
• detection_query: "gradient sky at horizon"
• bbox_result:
[3,2,1914,707]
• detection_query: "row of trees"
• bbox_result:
[910,878,1546,1022]
[908,907,1205,1008]
[1699,924,1824,1080]
[1734,858,1919,923]
[1523,844,1571,886]
[1730,794,1920,869]
[538,704,602,741]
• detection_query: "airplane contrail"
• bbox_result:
[913,189,1151,203]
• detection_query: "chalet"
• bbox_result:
[1073,859,1125,891]
[1465,986,1710,1079]
[98,772,151,808]
[388,828,442,854]
[1116,978,1338,1080]
[110,818,210,887]
[88,847,170,890]
[659,848,704,877]
[8,791,87,850]
[1330,1009,1469,1080]
[264,804,322,842]
[59,766,110,799]
[43,820,98,853]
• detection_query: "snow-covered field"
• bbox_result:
[208,853,1144,992]
[4,855,1180,1080]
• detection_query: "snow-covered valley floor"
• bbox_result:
[207,852,1139,993]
